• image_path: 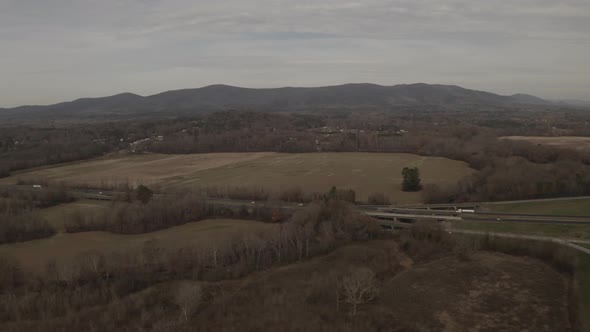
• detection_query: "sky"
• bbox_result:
[1,0,589,107]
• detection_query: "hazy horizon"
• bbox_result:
[1,0,589,107]
[0,82,564,109]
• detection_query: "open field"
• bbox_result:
[0,152,473,204]
[452,220,590,240]
[0,152,273,188]
[485,198,590,216]
[0,219,276,272]
[501,136,590,151]
[38,199,113,231]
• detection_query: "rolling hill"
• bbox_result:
[0,83,551,122]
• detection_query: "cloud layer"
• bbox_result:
[1,0,589,106]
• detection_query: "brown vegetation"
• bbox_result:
[501,136,590,151]
[0,199,383,331]
[340,267,379,316]
[63,194,290,234]
[0,204,580,331]
[367,192,391,205]
[5,109,590,204]
[0,213,55,244]
[0,187,72,244]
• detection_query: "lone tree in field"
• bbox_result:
[401,167,422,192]
[340,267,379,316]
[136,184,153,204]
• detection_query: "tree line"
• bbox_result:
[0,199,383,329]
[0,187,73,244]
[2,108,590,202]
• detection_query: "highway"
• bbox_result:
[3,184,590,224]
[54,189,590,225]
[391,195,590,210]
[365,207,590,225]
[4,183,590,255]
[365,211,461,221]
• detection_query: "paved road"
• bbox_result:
[399,196,590,208]
[4,184,590,223]
[4,183,590,255]
[384,195,590,210]
[365,207,590,224]
[366,211,461,221]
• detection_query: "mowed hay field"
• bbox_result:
[0,219,276,272]
[2,152,473,204]
[501,136,590,151]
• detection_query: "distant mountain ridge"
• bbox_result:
[0,83,552,122]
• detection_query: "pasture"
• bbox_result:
[1,152,473,204]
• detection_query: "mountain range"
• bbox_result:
[0,83,553,122]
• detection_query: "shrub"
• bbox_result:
[367,192,390,205]
[401,167,422,192]
[136,185,154,204]
[0,213,56,244]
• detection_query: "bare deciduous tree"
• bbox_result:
[340,267,378,316]
[173,282,203,321]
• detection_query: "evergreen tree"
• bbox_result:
[401,167,422,191]
[136,185,154,204]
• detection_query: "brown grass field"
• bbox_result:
[38,199,113,231]
[501,136,590,151]
[1,152,473,203]
[485,198,590,217]
[0,219,276,272]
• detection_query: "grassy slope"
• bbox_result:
[576,253,590,331]
[453,222,590,330]
[454,221,590,240]
[486,198,590,217]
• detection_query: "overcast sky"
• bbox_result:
[1,0,589,107]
